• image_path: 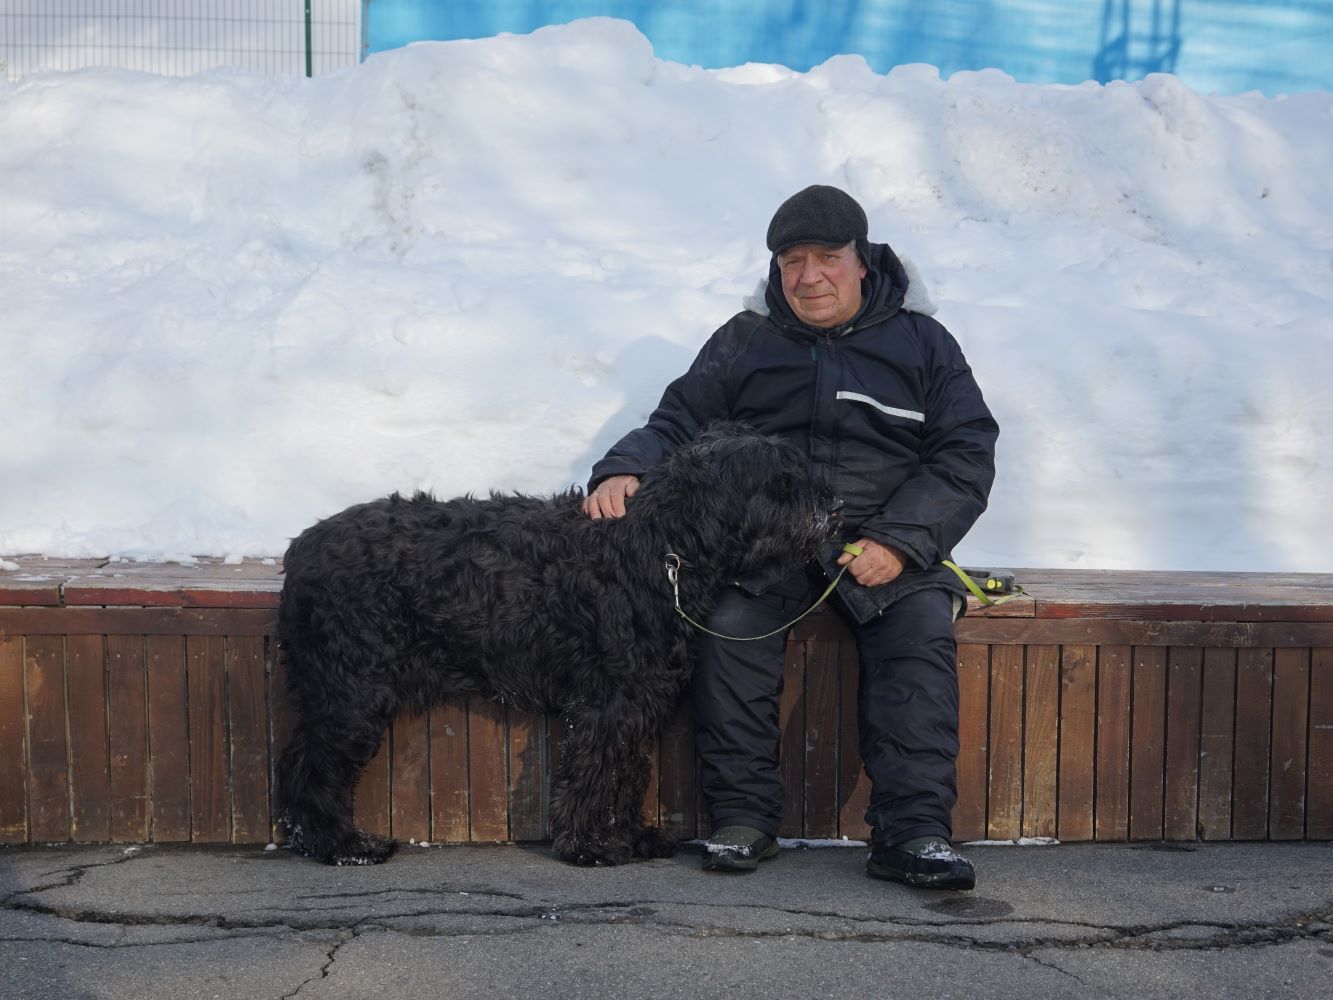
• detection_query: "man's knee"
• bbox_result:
[702,586,781,636]
[854,589,961,753]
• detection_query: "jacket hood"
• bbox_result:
[744,242,938,325]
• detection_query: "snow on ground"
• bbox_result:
[1,17,1330,570]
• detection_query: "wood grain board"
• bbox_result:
[1,559,1329,845]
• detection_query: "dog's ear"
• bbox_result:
[695,420,758,450]
[672,429,793,508]
[646,432,758,537]
[662,438,723,493]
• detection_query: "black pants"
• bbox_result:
[692,570,960,848]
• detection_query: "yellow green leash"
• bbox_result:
[941,559,1027,606]
[667,546,1026,640]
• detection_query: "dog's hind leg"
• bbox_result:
[277,705,399,866]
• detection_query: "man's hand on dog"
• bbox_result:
[837,538,907,588]
[585,481,905,588]
[583,474,640,519]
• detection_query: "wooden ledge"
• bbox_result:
[1011,568,1333,623]
[3,558,1331,847]
[1,559,1330,622]
[0,556,282,609]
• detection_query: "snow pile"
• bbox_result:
[2,18,1330,569]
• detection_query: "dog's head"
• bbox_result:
[646,422,839,580]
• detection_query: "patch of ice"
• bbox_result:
[917,840,965,861]
[263,843,278,851]
[691,837,869,852]
[963,837,1060,847]
[0,559,18,571]
[702,840,752,856]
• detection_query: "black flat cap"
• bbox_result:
[766,185,868,255]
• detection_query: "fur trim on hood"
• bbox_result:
[743,253,938,318]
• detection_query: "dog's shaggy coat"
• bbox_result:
[276,425,835,866]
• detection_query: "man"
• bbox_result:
[583,185,997,890]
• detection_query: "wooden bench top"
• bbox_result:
[2,557,1330,621]
[0,557,285,608]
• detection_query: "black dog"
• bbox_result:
[276,424,836,866]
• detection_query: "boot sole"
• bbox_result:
[866,859,975,891]
[701,841,780,873]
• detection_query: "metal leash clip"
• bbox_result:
[664,553,682,604]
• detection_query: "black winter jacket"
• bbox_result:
[589,243,998,622]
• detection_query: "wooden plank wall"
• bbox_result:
[1,610,1331,846]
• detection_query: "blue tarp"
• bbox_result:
[363,0,1333,96]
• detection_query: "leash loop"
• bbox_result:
[667,549,1029,637]
[941,559,1028,606]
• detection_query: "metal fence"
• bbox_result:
[1,1,364,80]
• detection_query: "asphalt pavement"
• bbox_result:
[2,839,1331,999]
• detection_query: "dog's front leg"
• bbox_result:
[548,705,643,866]
[606,726,677,861]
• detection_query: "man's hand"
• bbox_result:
[836,538,907,588]
[582,474,641,519]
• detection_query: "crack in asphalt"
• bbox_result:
[3,850,1331,958]
[599,915,1333,959]
[0,849,145,906]
[0,929,287,951]
[296,885,526,902]
[283,928,353,1000]
[1025,950,1100,990]
[6,887,1330,957]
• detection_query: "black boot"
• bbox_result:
[701,825,780,873]
[866,836,975,890]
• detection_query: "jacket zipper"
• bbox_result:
[808,331,843,509]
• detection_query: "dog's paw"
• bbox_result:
[555,835,635,867]
[567,847,635,867]
[631,826,678,859]
[328,831,398,866]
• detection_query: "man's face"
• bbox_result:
[777,242,867,329]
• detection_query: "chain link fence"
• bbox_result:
[1,0,363,80]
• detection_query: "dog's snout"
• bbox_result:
[811,493,842,538]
